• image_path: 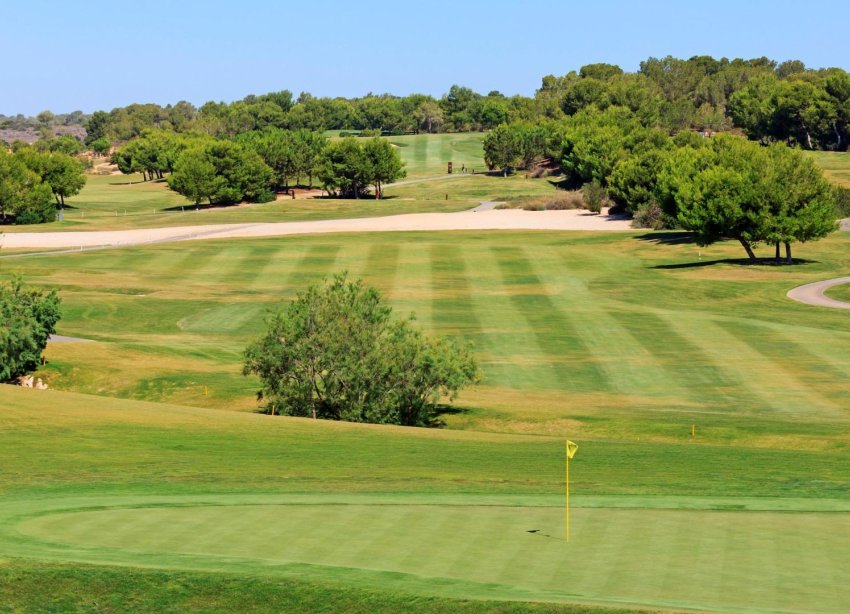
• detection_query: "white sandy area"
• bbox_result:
[1,209,633,250]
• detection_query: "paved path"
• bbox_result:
[787,276,850,309]
[48,335,93,343]
[470,201,504,212]
[0,208,634,251]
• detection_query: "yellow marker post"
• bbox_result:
[565,440,578,542]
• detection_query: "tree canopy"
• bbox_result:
[0,151,57,224]
[243,274,479,426]
[658,135,836,261]
[167,139,274,205]
[316,137,405,198]
[0,278,62,382]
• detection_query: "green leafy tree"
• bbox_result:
[168,140,273,205]
[415,101,444,133]
[16,149,87,206]
[1,151,58,223]
[168,146,221,205]
[658,135,836,261]
[316,138,370,198]
[317,137,403,198]
[761,143,837,262]
[243,274,479,426]
[293,129,328,188]
[482,121,561,173]
[0,277,61,382]
[560,107,641,185]
[90,137,111,156]
[363,137,406,194]
[238,128,299,189]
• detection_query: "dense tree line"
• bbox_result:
[5,55,849,153]
[38,56,836,152]
[485,106,838,261]
[0,147,86,223]
[113,128,404,205]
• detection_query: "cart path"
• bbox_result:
[787,276,850,309]
[0,208,633,251]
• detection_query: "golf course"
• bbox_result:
[2,132,850,613]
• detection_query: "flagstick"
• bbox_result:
[565,441,570,542]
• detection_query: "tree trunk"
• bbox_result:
[774,242,780,262]
[60,194,65,206]
[738,238,757,261]
[784,242,793,264]
[803,124,813,150]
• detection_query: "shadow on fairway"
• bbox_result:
[108,178,168,186]
[633,231,695,244]
[653,257,819,269]
[161,202,242,212]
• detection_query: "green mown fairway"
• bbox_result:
[3,387,850,612]
[4,230,850,445]
[389,133,485,179]
[3,134,850,611]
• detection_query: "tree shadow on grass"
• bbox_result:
[161,202,242,212]
[633,232,819,267]
[633,231,696,245]
[653,257,819,270]
[428,403,475,428]
[108,178,167,186]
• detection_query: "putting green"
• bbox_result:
[8,494,850,613]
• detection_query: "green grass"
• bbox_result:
[0,561,609,614]
[824,281,850,302]
[389,132,485,179]
[807,150,850,187]
[3,230,850,446]
[3,386,850,611]
[3,185,850,610]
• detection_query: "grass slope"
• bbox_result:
[3,386,850,612]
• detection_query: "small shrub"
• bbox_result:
[581,180,610,214]
[543,191,585,210]
[632,201,671,230]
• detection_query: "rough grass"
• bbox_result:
[807,150,850,187]
[0,560,614,614]
[496,191,586,211]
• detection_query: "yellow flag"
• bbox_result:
[566,440,578,460]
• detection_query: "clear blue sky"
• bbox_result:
[3,0,849,116]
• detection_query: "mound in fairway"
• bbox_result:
[7,493,850,613]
